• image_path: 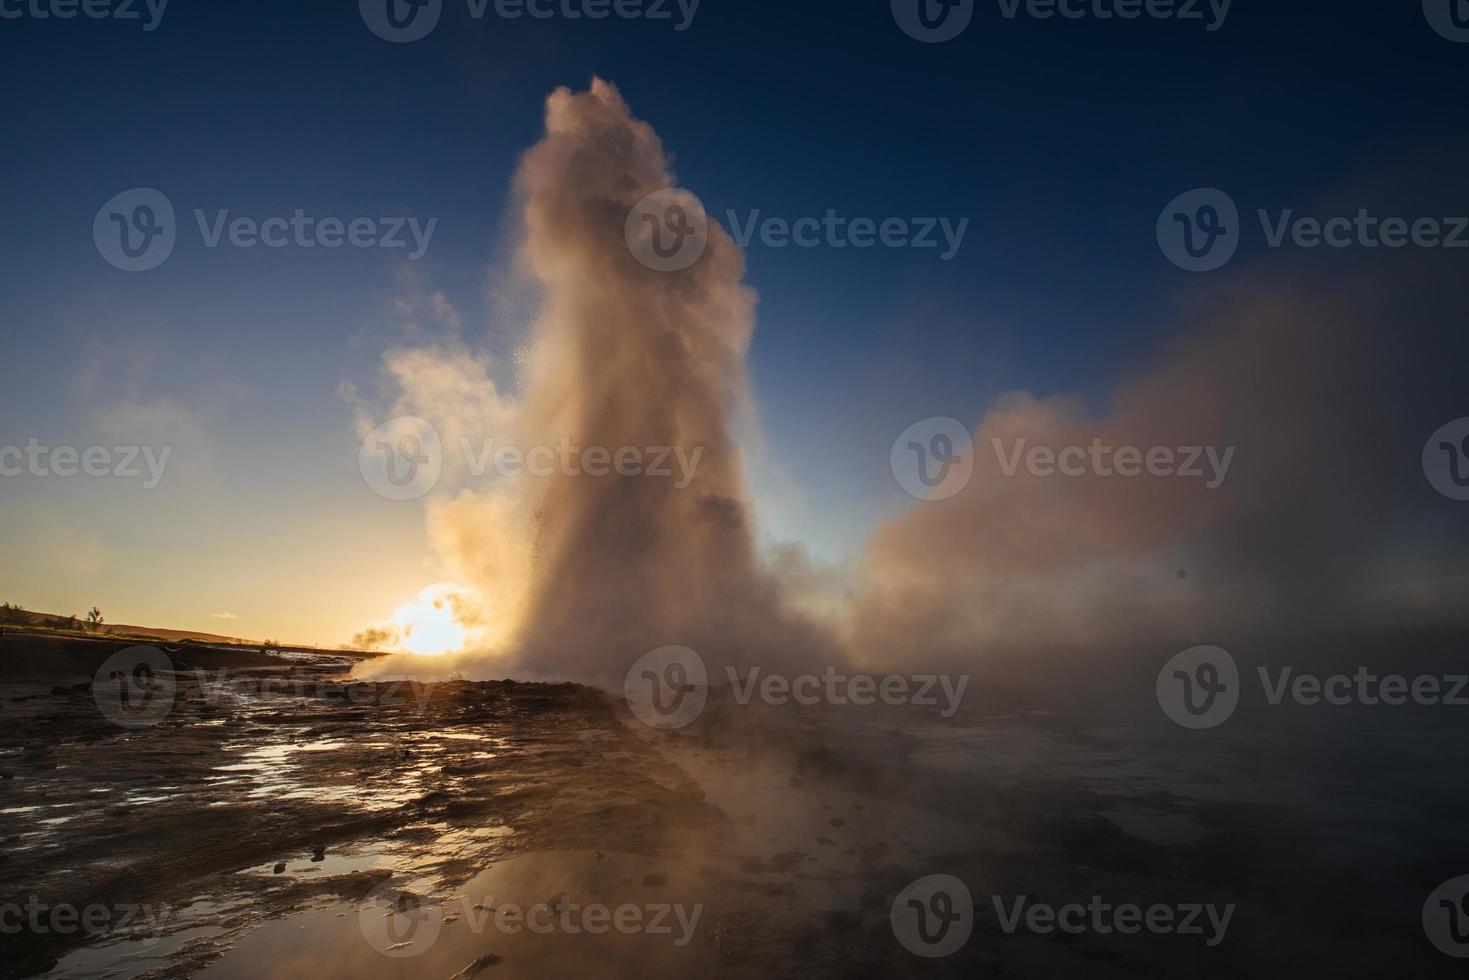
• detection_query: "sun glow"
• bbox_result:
[387,584,474,656]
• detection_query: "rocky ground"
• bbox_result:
[2,633,1467,978]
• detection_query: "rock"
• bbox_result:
[273,862,286,874]
[311,845,326,862]
[448,954,502,979]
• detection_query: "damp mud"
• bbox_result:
[2,633,1466,978]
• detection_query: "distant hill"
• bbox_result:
[0,607,249,645]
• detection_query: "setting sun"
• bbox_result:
[389,584,471,656]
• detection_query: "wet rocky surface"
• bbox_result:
[3,634,1467,978]
[0,637,722,978]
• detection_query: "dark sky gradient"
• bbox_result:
[2,0,1466,638]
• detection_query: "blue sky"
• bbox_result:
[2,0,1466,644]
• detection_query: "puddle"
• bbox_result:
[199,851,736,980]
[240,841,396,878]
[40,925,225,980]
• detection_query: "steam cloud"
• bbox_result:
[356,79,834,683]
[849,284,1383,669]
[354,81,1464,685]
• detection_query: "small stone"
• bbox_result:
[448,954,502,980]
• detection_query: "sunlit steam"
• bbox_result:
[350,78,836,683]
